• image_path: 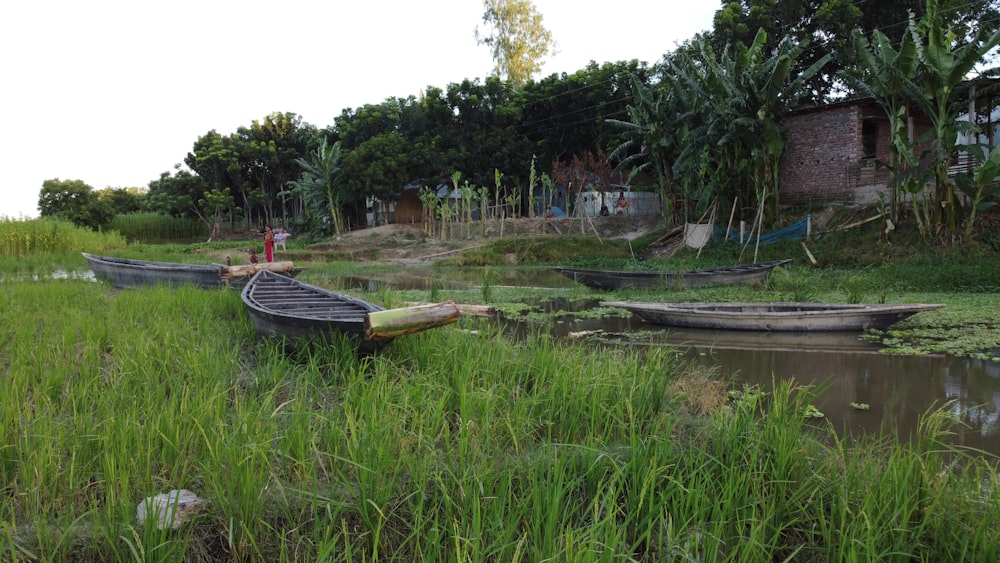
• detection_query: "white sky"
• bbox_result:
[1,1,716,219]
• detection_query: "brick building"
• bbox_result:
[779,99,932,205]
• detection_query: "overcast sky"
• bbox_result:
[1,1,717,219]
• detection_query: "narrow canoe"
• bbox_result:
[554,259,792,290]
[603,301,946,332]
[241,270,460,352]
[83,253,300,289]
[83,252,228,289]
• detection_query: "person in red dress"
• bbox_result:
[263,225,274,262]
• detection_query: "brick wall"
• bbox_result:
[781,103,865,204]
[780,100,933,206]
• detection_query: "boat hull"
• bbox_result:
[83,253,226,289]
[555,259,792,290]
[242,270,388,352]
[605,301,946,332]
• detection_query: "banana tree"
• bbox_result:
[284,138,345,235]
[954,143,1000,237]
[911,0,1000,233]
[848,27,921,224]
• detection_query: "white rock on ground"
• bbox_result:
[136,489,206,530]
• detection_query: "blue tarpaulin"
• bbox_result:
[714,215,811,245]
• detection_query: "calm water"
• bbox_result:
[543,310,1000,458]
[340,270,1000,459]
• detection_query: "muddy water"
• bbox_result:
[339,271,1000,458]
[550,311,1000,458]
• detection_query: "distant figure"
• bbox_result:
[225,255,232,267]
[615,190,628,216]
[546,205,566,218]
[263,225,274,262]
[249,248,259,264]
[599,203,610,217]
[274,227,291,252]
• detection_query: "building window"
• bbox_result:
[861,119,877,163]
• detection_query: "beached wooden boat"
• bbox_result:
[241,270,461,352]
[603,301,945,332]
[554,259,792,290]
[83,252,231,289]
[83,253,298,289]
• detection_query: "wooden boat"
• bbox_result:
[83,252,231,289]
[82,252,299,289]
[554,259,792,290]
[241,270,461,352]
[603,301,946,332]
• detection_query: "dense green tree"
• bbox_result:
[520,60,652,173]
[183,113,316,232]
[95,187,144,216]
[711,0,1000,103]
[340,131,415,224]
[145,167,228,238]
[37,178,111,230]
[184,131,246,227]
[445,77,531,191]
[234,112,317,226]
[476,0,557,87]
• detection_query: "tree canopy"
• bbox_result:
[711,0,1000,103]
[44,0,1000,244]
[476,0,557,87]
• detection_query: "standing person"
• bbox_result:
[615,190,628,215]
[274,227,290,252]
[263,225,274,263]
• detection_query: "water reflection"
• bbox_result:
[691,345,1000,455]
[2,269,97,282]
[500,306,1000,459]
[324,268,1000,458]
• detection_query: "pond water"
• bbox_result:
[339,270,1000,459]
[529,306,1000,458]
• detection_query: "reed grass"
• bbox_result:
[107,213,207,244]
[0,217,125,258]
[1,280,998,561]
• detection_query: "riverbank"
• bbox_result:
[2,280,998,561]
[3,214,1000,559]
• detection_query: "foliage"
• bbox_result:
[0,216,125,257]
[107,212,207,243]
[847,24,921,224]
[475,0,556,87]
[612,29,830,227]
[284,137,346,235]
[519,61,652,171]
[850,0,1000,240]
[184,113,315,232]
[37,178,112,230]
[95,186,145,216]
[911,0,1000,234]
[711,0,1000,103]
[953,143,1000,237]
[3,285,999,560]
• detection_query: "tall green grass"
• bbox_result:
[108,213,207,244]
[1,280,998,561]
[0,217,125,258]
